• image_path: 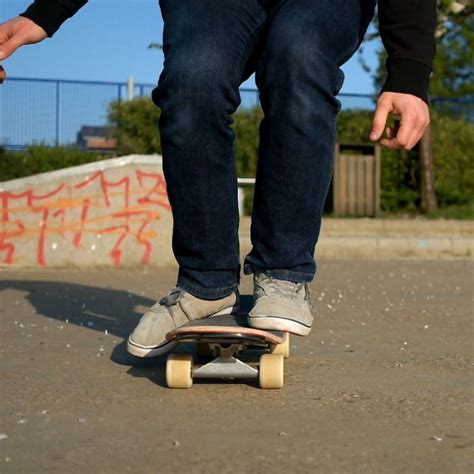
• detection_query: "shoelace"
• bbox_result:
[159,287,182,306]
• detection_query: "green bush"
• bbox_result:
[0,145,104,182]
[108,98,161,156]
[3,100,472,219]
[233,107,263,213]
[431,110,474,207]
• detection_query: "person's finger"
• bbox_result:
[0,35,24,59]
[394,113,415,149]
[0,22,12,43]
[380,120,400,146]
[396,113,426,150]
[407,116,430,149]
[380,138,401,149]
[405,129,422,150]
[370,98,392,141]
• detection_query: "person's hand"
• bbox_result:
[0,16,47,60]
[369,91,430,150]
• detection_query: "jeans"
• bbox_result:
[152,0,376,299]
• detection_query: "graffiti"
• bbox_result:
[0,169,171,267]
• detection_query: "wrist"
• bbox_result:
[381,58,432,106]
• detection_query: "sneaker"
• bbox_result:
[127,287,240,358]
[248,271,313,336]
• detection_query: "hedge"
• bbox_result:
[2,99,472,217]
[0,145,104,182]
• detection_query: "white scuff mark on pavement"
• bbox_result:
[51,242,58,250]
[0,433,7,440]
[430,436,443,442]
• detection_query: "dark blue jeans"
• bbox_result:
[152,0,375,299]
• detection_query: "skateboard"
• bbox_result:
[165,314,289,389]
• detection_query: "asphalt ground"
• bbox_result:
[0,260,473,473]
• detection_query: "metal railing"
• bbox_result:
[0,76,472,150]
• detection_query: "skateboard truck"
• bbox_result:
[192,343,259,380]
[165,316,289,389]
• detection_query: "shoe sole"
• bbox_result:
[127,303,240,358]
[127,338,178,358]
[248,315,312,336]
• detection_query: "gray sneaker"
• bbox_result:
[127,288,240,358]
[248,272,313,336]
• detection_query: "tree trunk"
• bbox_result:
[419,124,439,213]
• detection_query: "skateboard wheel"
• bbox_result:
[259,354,284,389]
[166,353,193,389]
[196,342,215,358]
[270,334,290,358]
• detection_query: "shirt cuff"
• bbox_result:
[381,58,432,105]
[20,0,86,37]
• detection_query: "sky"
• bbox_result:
[1,0,382,93]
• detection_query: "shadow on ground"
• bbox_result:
[0,279,254,387]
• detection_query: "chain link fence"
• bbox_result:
[0,77,472,150]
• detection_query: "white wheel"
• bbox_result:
[270,334,290,358]
[166,353,193,389]
[259,354,284,389]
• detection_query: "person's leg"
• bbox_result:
[244,0,376,283]
[153,0,267,299]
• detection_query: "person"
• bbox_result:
[0,0,436,358]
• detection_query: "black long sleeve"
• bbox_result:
[378,0,437,103]
[19,0,437,103]
[20,0,87,37]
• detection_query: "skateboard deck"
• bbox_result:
[165,313,289,390]
[167,313,286,345]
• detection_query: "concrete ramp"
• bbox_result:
[1,155,472,268]
[0,155,174,267]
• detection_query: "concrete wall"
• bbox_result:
[0,155,175,267]
[1,155,472,268]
